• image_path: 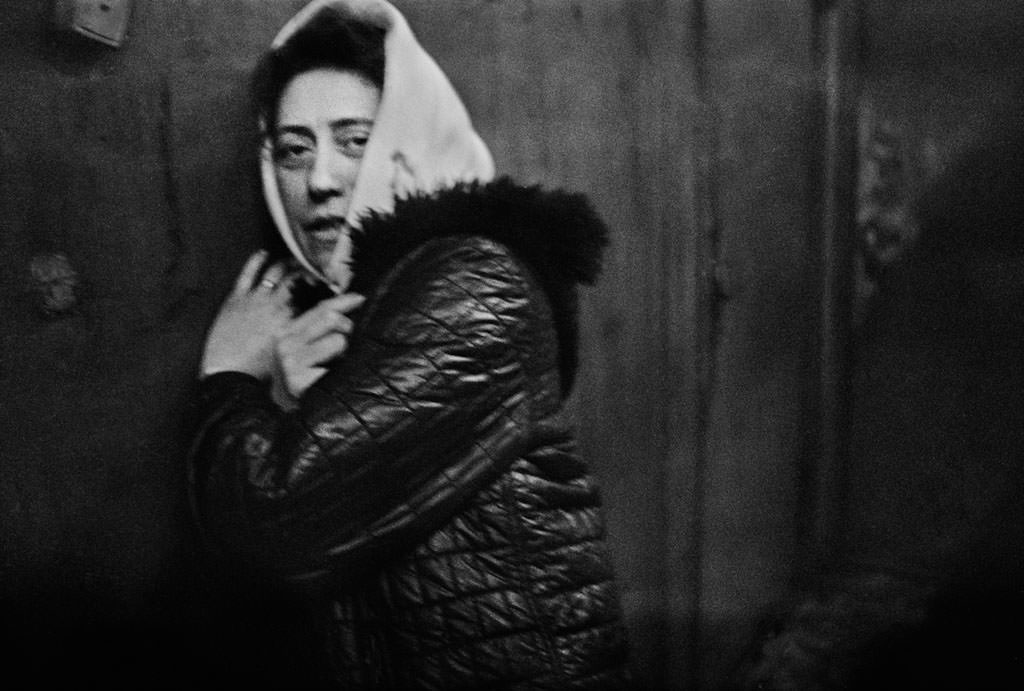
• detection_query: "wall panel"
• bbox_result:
[0,1,830,688]
[696,1,819,685]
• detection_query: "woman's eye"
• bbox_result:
[273,139,314,169]
[337,131,371,158]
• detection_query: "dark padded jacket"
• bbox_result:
[190,179,630,689]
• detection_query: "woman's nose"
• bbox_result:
[308,147,343,199]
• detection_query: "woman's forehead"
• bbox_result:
[277,68,381,128]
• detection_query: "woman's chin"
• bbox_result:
[295,244,333,277]
[313,251,335,274]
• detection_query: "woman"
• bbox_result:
[190,1,630,688]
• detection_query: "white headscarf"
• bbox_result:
[260,0,496,288]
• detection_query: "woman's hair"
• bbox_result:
[252,9,386,132]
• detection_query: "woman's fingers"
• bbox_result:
[276,331,348,376]
[302,332,349,365]
[272,289,365,395]
[256,261,291,292]
[234,250,268,293]
[328,291,366,313]
[262,262,288,285]
[324,231,353,293]
[287,293,365,338]
[272,288,360,399]
[289,306,356,344]
[307,313,355,342]
[233,252,295,297]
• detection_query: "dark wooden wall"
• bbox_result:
[844,0,1024,580]
[731,4,1024,688]
[0,1,855,689]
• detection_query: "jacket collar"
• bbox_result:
[291,177,609,395]
[348,176,608,294]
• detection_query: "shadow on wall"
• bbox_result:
[730,107,1024,691]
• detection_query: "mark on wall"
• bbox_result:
[29,252,80,316]
[854,102,943,325]
[54,0,133,48]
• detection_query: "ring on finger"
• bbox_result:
[260,278,278,290]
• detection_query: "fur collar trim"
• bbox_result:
[292,177,609,395]
[349,176,608,291]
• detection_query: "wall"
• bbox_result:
[0,2,309,685]
[845,0,1024,579]
[736,3,1024,688]
[0,1,831,688]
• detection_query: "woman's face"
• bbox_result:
[271,67,382,272]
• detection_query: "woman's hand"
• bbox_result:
[200,251,296,380]
[270,291,366,410]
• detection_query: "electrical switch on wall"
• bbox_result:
[54,0,132,48]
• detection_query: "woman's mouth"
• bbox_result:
[303,217,347,251]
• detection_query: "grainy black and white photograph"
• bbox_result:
[1,1,1023,689]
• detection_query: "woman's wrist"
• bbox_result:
[269,376,300,411]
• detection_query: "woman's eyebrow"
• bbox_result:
[329,117,375,128]
[274,124,314,137]
[274,119,373,135]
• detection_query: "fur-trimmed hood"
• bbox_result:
[293,177,609,394]
[349,177,607,290]
[356,178,607,395]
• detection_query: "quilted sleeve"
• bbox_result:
[189,238,533,583]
